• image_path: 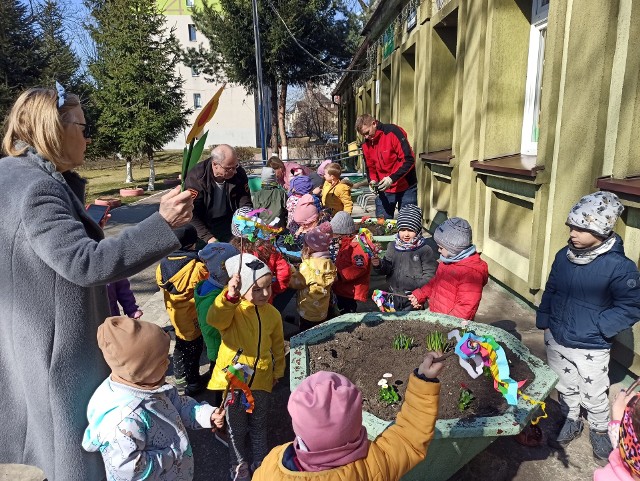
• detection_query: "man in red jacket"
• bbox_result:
[356,114,418,219]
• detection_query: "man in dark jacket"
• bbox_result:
[185,144,252,242]
[356,114,418,219]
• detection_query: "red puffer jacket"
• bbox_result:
[254,245,291,300]
[333,236,371,301]
[361,122,417,194]
[412,253,489,320]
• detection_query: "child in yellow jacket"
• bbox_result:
[156,224,208,395]
[207,253,285,480]
[252,351,443,480]
[289,222,337,331]
[321,162,353,215]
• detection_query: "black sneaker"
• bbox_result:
[590,429,613,466]
[550,418,583,448]
[184,382,205,397]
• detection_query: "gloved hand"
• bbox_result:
[377,176,393,192]
[368,180,379,194]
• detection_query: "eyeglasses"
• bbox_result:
[70,122,91,139]
[216,163,238,173]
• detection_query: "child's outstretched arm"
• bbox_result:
[167,387,217,430]
[410,278,434,307]
[609,388,636,447]
[113,278,141,318]
[365,352,442,479]
[449,272,486,320]
[206,274,241,331]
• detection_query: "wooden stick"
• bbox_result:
[431,351,457,363]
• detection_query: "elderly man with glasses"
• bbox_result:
[185,144,253,242]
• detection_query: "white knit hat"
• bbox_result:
[225,253,272,296]
[566,191,624,237]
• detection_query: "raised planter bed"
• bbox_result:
[353,217,396,249]
[119,187,144,197]
[290,311,558,481]
[94,197,121,208]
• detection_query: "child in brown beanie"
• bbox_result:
[82,316,225,480]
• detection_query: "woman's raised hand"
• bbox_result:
[159,186,193,228]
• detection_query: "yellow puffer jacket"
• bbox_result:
[206,288,285,392]
[289,257,337,322]
[321,181,353,215]
[155,252,208,341]
[253,374,440,481]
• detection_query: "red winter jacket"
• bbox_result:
[254,245,291,300]
[412,253,489,320]
[361,122,417,194]
[333,236,371,301]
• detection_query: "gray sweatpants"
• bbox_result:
[544,330,610,431]
[225,389,271,470]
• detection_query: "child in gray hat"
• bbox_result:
[536,191,640,464]
[372,205,437,311]
[408,216,488,319]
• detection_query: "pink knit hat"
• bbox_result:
[288,371,369,471]
[317,159,332,177]
[293,194,319,225]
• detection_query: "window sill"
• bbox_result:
[596,176,640,198]
[470,153,543,178]
[419,149,454,165]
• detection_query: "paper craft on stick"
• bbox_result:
[224,363,255,413]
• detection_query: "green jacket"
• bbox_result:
[194,280,223,361]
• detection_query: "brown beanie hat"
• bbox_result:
[97,316,170,389]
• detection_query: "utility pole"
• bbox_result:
[251,0,267,162]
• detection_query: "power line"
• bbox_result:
[265,0,366,74]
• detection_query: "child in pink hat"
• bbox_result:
[252,351,443,480]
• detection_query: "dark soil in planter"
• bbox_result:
[357,220,398,236]
[308,319,535,421]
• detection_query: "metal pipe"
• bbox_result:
[251,0,267,162]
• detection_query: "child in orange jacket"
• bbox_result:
[330,212,371,314]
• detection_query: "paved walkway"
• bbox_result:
[2,189,633,481]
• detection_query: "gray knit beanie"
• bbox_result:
[261,167,276,184]
[433,217,472,255]
[397,204,423,234]
[225,253,272,296]
[566,191,624,237]
[330,211,356,235]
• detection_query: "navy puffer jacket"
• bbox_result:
[536,235,640,349]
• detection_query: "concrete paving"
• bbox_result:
[2,189,633,481]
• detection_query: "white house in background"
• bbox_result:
[158,0,259,149]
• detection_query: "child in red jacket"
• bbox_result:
[330,212,371,314]
[408,217,488,320]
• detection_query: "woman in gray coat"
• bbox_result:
[0,86,194,480]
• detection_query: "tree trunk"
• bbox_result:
[269,80,278,155]
[147,149,155,191]
[124,155,134,183]
[278,82,288,160]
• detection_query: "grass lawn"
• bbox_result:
[80,150,190,205]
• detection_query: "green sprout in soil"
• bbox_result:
[283,233,296,246]
[458,384,475,412]
[425,331,457,353]
[483,365,492,379]
[392,333,413,350]
[378,377,400,405]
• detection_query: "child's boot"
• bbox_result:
[590,429,613,466]
[553,418,583,447]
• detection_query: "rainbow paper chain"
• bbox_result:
[225,363,255,413]
[357,228,380,259]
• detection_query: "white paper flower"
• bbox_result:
[378,379,388,387]
[383,373,393,378]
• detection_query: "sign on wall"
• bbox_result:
[382,24,395,59]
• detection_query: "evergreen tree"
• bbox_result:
[86,0,189,187]
[0,0,46,118]
[36,0,85,95]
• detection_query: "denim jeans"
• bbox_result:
[375,184,418,219]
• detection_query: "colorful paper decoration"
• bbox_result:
[371,289,396,312]
[225,363,255,413]
[234,208,283,241]
[448,330,548,424]
[186,84,225,143]
[357,228,380,259]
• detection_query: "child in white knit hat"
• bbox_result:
[206,253,286,481]
[536,191,640,464]
[408,216,488,319]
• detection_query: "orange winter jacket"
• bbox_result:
[412,252,489,320]
[252,374,440,481]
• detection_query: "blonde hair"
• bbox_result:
[2,87,81,171]
[355,114,375,134]
[267,156,284,171]
[325,162,342,178]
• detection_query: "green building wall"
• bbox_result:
[336,0,640,372]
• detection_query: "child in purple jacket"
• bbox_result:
[106,279,143,319]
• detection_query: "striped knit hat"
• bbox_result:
[397,205,423,234]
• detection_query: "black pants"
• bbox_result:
[336,295,358,315]
[173,336,203,385]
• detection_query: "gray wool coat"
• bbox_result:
[0,149,181,480]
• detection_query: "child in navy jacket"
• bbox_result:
[536,191,640,464]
